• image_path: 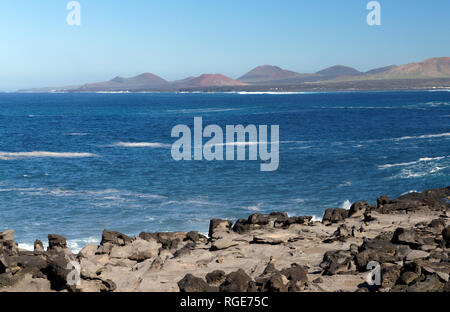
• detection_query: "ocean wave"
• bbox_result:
[0,151,98,160]
[67,237,99,253]
[392,166,447,179]
[67,132,89,136]
[111,142,170,148]
[341,200,352,210]
[378,156,446,169]
[337,181,352,187]
[236,91,312,95]
[392,132,450,141]
[311,215,322,222]
[401,190,418,195]
[166,107,243,113]
[245,202,264,211]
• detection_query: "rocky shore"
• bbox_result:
[1,187,449,292]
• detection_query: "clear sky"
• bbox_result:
[1,0,449,90]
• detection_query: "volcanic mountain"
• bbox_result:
[369,57,450,79]
[316,65,362,78]
[78,73,169,91]
[237,65,314,84]
[173,74,246,88]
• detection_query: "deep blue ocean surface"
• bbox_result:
[0,91,449,251]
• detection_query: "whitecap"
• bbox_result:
[392,133,450,141]
[18,243,35,251]
[245,203,263,211]
[341,200,352,210]
[378,156,446,169]
[311,215,323,222]
[337,181,352,187]
[67,237,99,253]
[0,151,98,160]
[67,132,89,136]
[111,142,170,148]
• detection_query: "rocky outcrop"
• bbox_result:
[0,186,449,292]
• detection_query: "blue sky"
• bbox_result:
[1,0,449,90]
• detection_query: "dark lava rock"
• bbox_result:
[48,234,67,250]
[320,250,354,275]
[205,270,226,285]
[377,195,391,208]
[101,230,132,246]
[139,232,185,250]
[349,201,368,218]
[322,208,349,224]
[443,226,450,248]
[209,219,232,237]
[178,274,213,292]
[220,269,257,292]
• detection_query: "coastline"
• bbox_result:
[1,186,449,292]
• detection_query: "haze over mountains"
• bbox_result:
[20,57,450,92]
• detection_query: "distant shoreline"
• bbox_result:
[14,78,450,94]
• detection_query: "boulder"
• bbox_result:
[320,250,354,275]
[349,201,368,218]
[209,219,232,237]
[48,234,67,250]
[220,269,256,292]
[34,240,45,255]
[101,230,132,246]
[139,231,186,250]
[178,274,212,292]
[443,226,450,248]
[377,195,390,208]
[205,270,226,285]
[322,208,349,224]
[280,264,308,291]
[0,230,18,256]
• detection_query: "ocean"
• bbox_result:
[0,91,449,252]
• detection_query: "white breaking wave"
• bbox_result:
[67,237,99,253]
[378,156,446,169]
[393,132,450,141]
[245,202,264,211]
[112,142,170,148]
[18,243,35,251]
[401,190,418,196]
[67,132,89,136]
[236,91,312,95]
[341,200,352,210]
[166,107,243,113]
[0,151,98,160]
[311,215,322,222]
[393,166,447,179]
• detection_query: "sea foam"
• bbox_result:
[111,142,170,148]
[0,151,98,160]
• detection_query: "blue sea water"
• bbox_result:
[0,91,449,251]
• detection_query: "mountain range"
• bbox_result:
[19,57,450,92]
